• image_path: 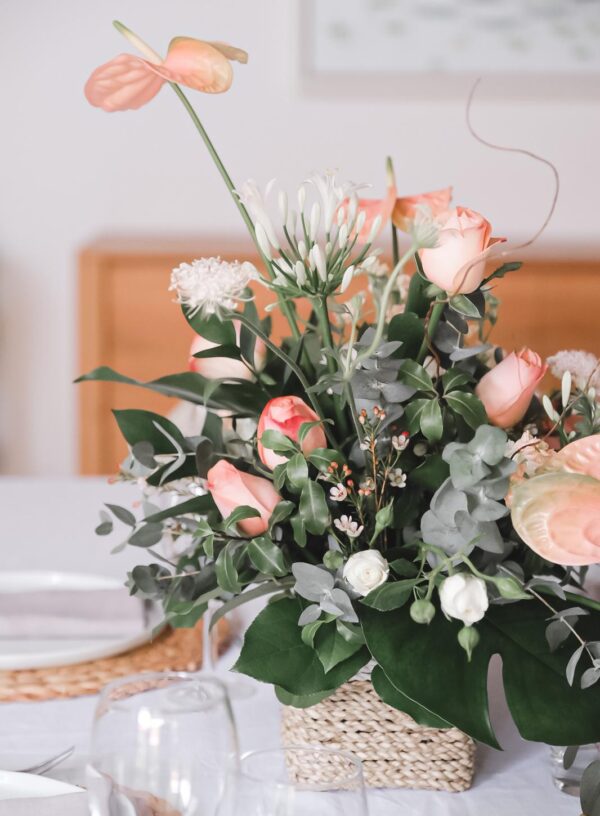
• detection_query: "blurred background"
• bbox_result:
[1,0,599,476]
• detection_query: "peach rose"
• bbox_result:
[476,348,547,429]
[206,459,281,536]
[419,207,505,295]
[392,187,452,233]
[257,396,326,470]
[189,321,266,381]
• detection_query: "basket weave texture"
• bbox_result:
[0,620,230,703]
[281,679,475,792]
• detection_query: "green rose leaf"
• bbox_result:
[420,399,444,442]
[215,541,243,593]
[404,398,431,436]
[287,453,309,490]
[234,597,369,695]
[191,344,242,361]
[247,536,288,577]
[442,368,473,393]
[449,295,483,319]
[269,500,295,529]
[313,621,365,673]
[399,360,435,393]
[183,308,237,345]
[275,686,335,708]
[221,505,261,531]
[387,312,425,359]
[299,481,330,535]
[308,448,346,474]
[445,391,488,429]
[260,429,298,456]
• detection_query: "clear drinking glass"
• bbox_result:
[550,744,600,795]
[87,672,239,816]
[217,746,368,816]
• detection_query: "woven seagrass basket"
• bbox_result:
[281,679,475,792]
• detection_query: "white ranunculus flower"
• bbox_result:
[343,551,389,597]
[439,574,489,626]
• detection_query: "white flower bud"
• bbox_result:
[343,550,389,597]
[367,214,382,244]
[337,206,346,227]
[309,202,321,241]
[255,223,272,260]
[338,223,348,249]
[355,210,366,235]
[294,261,307,286]
[298,184,306,211]
[340,265,355,293]
[348,194,358,223]
[286,209,297,236]
[311,245,327,281]
[439,574,489,626]
[298,240,307,260]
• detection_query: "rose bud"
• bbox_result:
[257,396,326,470]
[392,187,452,233]
[189,320,266,381]
[476,348,547,429]
[343,550,389,597]
[206,459,281,536]
[439,574,489,626]
[419,207,505,295]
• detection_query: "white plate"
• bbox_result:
[0,771,82,800]
[0,571,164,670]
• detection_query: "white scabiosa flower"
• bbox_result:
[334,514,364,539]
[439,574,489,626]
[169,257,257,319]
[329,483,348,502]
[547,350,600,393]
[389,468,407,488]
[343,550,389,597]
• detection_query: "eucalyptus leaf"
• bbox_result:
[128,523,163,548]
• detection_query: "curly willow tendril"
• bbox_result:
[453,77,561,295]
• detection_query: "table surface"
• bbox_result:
[0,476,583,816]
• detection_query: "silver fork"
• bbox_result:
[19,746,75,775]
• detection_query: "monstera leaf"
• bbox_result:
[234,597,369,696]
[361,599,600,748]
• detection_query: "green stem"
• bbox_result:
[314,297,350,440]
[233,313,335,446]
[345,382,364,442]
[168,84,301,341]
[347,245,416,377]
[416,300,445,365]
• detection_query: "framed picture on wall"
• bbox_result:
[299,0,600,97]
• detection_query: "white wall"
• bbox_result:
[1,0,599,475]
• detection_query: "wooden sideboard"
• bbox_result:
[78,236,600,474]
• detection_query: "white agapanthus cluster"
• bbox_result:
[169,257,258,319]
[236,171,382,298]
[547,349,600,394]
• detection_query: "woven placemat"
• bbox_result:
[0,619,231,703]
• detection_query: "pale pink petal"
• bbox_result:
[148,37,234,94]
[348,184,397,245]
[392,187,453,232]
[84,54,164,111]
[511,472,600,566]
[554,434,600,480]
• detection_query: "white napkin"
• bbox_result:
[0,590,148,639]
[0,793,88,816]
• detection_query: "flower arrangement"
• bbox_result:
[80,22,600,755]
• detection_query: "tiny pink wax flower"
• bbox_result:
[85,36,247,112]
[257,396,326,470]
[476,348,547,429]
[392,187,453,233]
[419,207,505,295]
[206,459,281,537]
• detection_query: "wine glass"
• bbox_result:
[217,746,368,816]
[87,672,239,816]
[202,599,256,701]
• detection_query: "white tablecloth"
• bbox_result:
[0,477,581,815]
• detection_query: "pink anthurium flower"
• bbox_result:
[510,472,600,566]
[353,181,397,245]
[85,34,247,112]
